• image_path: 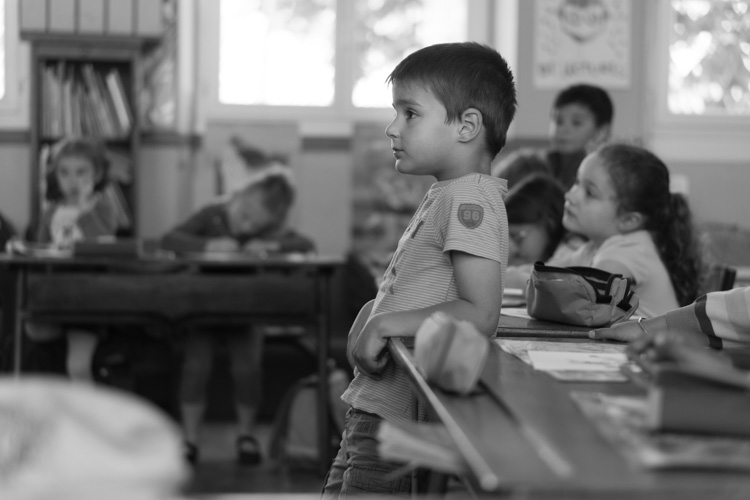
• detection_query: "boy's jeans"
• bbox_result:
[322,408,412,498]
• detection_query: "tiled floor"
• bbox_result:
[182,422,325,497]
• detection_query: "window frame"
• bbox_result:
[646,0,750,163]
[0,0,29,128]
[198,0,492,127]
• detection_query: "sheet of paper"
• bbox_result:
[527,350,627,372]
[499,308,532,319]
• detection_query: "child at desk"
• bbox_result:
[505,173,566,266]
[507,143,702,318]
[323,42,516,497]
[493,83,614,191]
[25,138,118,381]
[591,286,750,350]
[161,163,314,466]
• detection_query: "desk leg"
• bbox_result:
[0,265,20,376]
[317,269,333,476]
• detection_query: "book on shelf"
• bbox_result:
[81,64,116,138]
[105,69,133,134]
[40,62,132,139]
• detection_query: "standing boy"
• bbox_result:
[322,42,517,497]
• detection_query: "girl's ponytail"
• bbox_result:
[654,192,701,306]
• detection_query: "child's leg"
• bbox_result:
[66,329,99,381]
[227,326,264,464]
[179,330,215,445]
[322,409,413,498]
[227,326,263,437]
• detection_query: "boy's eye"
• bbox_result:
[405,109,417,119]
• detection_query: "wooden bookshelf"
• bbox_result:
[28,36,147,237]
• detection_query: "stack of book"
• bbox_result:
[40,62,133,139]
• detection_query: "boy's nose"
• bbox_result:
[385,120,399,138]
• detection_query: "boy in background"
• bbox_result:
[161,158,314,466]
[494,83,614,190]
[323,41,516,497]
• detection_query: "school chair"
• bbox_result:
[699,262,737,296]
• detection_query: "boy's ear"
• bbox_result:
[456,108,483,143]
[617,211,643,233]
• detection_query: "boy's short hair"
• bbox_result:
[553,84,614,127]
[387,42,517,157]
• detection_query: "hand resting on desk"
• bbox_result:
[589,316,669,344]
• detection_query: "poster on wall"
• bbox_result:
[534,0,631,89]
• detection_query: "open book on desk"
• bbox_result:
[495,339,630,382]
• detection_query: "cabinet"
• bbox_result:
[28,37,147,237]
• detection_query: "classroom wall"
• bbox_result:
[2,1,749,251]
[507,0,750,228]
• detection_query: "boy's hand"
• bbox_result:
[347,300,375,370]
[351,314,390,375]
[205,238,239,252]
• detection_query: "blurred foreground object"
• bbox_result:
[414,312,489,395]
[0,377,187,500]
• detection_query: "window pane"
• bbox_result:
[219,0,335,106]
[0,0,5,100]
[668,0,750,115]
[351,0,468,108]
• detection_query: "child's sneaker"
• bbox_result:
[236,435,262,465]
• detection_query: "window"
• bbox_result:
[668,0,750,115]
[201,0,490,122]
[648,0,750,163]
[0,0,27,127]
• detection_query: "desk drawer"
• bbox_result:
[25,273,318,320]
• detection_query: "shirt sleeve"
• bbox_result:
[160,206,223,253]
[433,181,507,264]
[665,287,750,349]
[592,233,652,283]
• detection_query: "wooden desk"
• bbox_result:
[0,253,343,475]
[390,337,750,498]
[497,308,592,338]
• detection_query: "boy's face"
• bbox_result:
[385,82,458,181]
[549,103,606,154]
[56,155,98,205]
[226,188,282,236]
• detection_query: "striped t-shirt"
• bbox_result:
[342,173,509,423]
[665,286,750,350]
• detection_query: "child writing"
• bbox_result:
[322,41,516,497]
[25,138,119,381]
[494,83,614,191]
[508,143,702,319]
[160,158,315,466]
